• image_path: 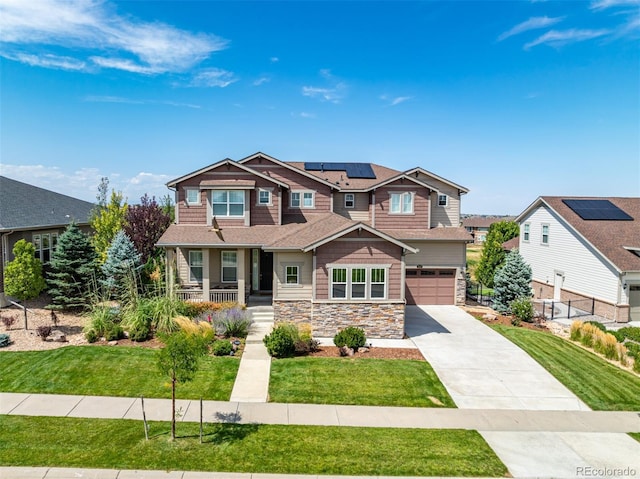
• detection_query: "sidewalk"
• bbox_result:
[2,392,640,432]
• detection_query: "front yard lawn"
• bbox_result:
[0,416,506,477]
[0,346,239,400]
[492,324,640,410]
[269,357,455,407]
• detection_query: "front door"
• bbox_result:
[259,251,273,291]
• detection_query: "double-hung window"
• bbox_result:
[370,268,386,298]
[221,251,237,282]
[345,193,355,208]
[390,192,413,214]
[541,224,549,245]
[523,223,530,242]
[33,232,58,263]
[438,194,448,206]
[189,250,203,283]
[351,268,366,299]
[258,189,271,205]
[291,191,315,208]
[213,190,244,217]
[330,266,388,300]
[185,189,200,205]
[285,265,299,285]
[332,268,347,298]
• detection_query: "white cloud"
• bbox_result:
[0,51,88,71]
[0,0,228,74]
[253,76,270,86]
[302,69,347,103]
[83,95,201,109]
[524,28,611,49]
[380,94,413,106]
[497,16,565,41]
[190,68,237,88]
[590,0,640,10]
[292,112,316,119]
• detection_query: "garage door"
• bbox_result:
[405,269,455,305]
[630,285,640,322]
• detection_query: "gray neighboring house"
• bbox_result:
[0,176,95,307]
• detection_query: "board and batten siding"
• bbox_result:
[405,241,466,268]
[519,205,620,303]
[273,251,313,300]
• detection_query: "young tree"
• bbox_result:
[47,222,98,311]
[493,249,533,314]
[91,190,128,263]
[160,194,175,223]
[475,220,520,288]
[96,177,109,208]
[156,332,207,440]
[102,230,141,290]
[4,240,46,329]
[124,194,172,264]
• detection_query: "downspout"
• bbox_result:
[1,231,14,306]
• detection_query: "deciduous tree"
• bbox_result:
[4,240,46,329]
[475,220,519,288]
[124,194,171,264]
[91,190,128,263]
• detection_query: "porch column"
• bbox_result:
[202,249,210,302]
[237,248,245,306]
[167,248,177,295]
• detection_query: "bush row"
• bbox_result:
[570,320,638,373]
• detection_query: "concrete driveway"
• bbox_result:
[406,305,590,411]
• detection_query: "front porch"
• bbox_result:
[176,284,249,303]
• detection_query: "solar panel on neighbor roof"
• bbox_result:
[562,199,633,221]
[304,162,376,179]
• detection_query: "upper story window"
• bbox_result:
[344,193,355,209]
[213,190,245,217]
[438,194,448,206]
[291,191,315,208]
[390,192,413,214]
[541,224,549,244]
[258,188,272,206]
[523,223,530,242]
[330,265,388,300]
[185,188,200,206]
[221,251,237,282]
[189,250,203,283]
[33,232,58,263]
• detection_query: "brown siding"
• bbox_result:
[374,182,430,230]
[315,240,403,300]
[177,176,207,225]
[334,192,371,222]
[250,180,279,226]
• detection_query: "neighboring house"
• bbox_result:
[502,236,519,252]
[462,216,514,244]
[0,176,95,307]
[157,152,471,338]
[516,196,640,323]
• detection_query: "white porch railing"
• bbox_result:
[176,288,239,303]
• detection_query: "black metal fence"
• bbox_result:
[466,281,494,306]
[538,298,596,320]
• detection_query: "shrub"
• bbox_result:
[618,327,640,343]
[511,297,534,323]
[584,321,606,332]
[634,357,640,374]
[145,296,181,334]
[85,329,98,343]
[333,326,367,350]
[579,323,599,348]
[294,338,320,354]
[1,314,17,330]
[608,329,626,343]
[510,316,522,327]
[212,339,233,356]
[625,342,640,359]
[85,305,118,338]
[181,301,242,318]
[212,307,253,338]
[0,334,11,348]
[593,331,618,361]
[263,324,296,358]
[570,321,583,341]
[128,322,151,342]
[36,325,52,341]
[174,316,215,343]
[104,323,124,341]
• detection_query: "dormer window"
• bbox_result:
[185,188,200,206]
[390,192,413,214]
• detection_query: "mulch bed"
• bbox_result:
[308,345,425,360]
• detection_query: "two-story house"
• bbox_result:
[157,152,471,338]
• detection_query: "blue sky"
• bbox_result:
[1,0,638,215]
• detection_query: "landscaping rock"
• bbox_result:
[483,313,497,321]
[339,346,354,357]
[50,330,67,342]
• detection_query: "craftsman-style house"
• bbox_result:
[157,152,471,338]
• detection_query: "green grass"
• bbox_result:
[269,357,455,407]
[0,346,239,400]
[631,433,640,443]
[492,325,640,410]
[0,416,507,477]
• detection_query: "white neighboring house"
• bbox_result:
[515,196,640,323]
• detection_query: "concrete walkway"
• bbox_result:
[229,307,273,403]
[406,305,589,410]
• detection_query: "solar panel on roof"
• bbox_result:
[562,199,633,221]
[303,162,376,179]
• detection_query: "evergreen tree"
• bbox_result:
[102,230,141,290]
[4,240,46,329]
[475,220,520,288]
[493,249,533,314]
[91,189,128,264]
[47,222,98,311]
[124,194,171,264]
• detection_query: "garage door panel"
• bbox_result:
[405,269,455,305]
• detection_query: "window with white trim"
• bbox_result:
[285,265,299,285]
[258,189,271,205]
[185,189,200,205]
[438,194,448,206]
[541,224,549,245]
[221,251,237,282]
[32,232,58,263]
[344,193,355,208]
[291,191,315,208]
[330,266,388,300]
[213,190,244,217]
[189,250,203,283]
[390,192,413,214]
[523,223,530,242]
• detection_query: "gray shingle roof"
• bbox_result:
[0,176,95,231]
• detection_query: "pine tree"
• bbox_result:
[102,230,141,290]
[4,240,46,329]
[47,222,98,311]
[475,220,520,288]
[493,249,533,314]
[124,194,172,264]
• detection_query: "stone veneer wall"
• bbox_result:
[532,280,627,322]
[273,300,405,339]
[456,269,466,306]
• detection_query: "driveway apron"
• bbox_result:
[406,305,589,411]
